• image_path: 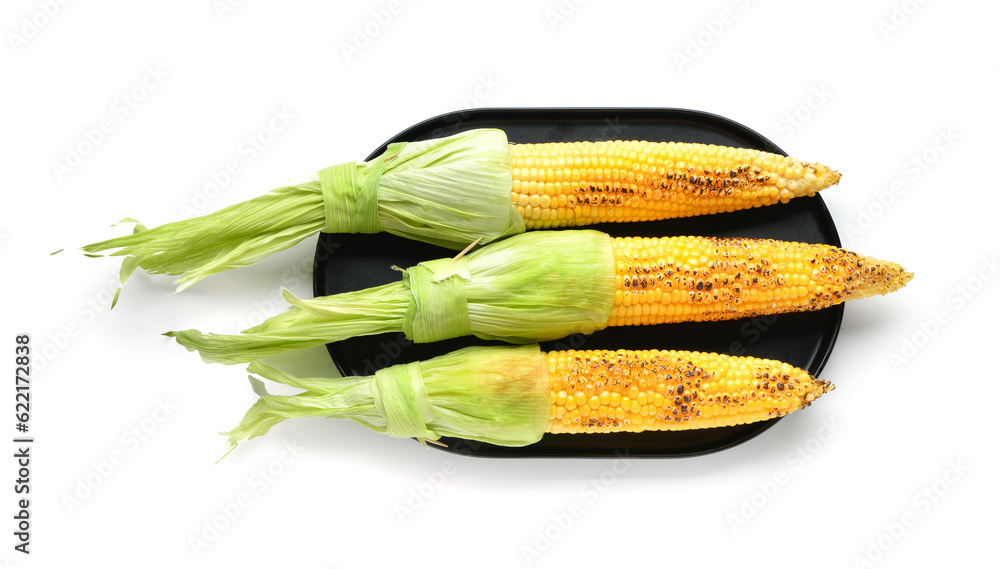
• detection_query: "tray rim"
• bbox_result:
[363,106,789,159]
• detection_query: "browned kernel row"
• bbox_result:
[510,140,841,229]
[608,236,913,327]
[546,349,831,434]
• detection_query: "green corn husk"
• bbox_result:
[169,230,616,365]
[222,343,550,456]
[82,129,522,294]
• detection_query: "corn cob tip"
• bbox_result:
[820,165,841,190]
[803,378,835,404]
[841,256,913,301]
[784,162,840,201]
[779,160,839,201]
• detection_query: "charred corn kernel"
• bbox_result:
[546,349,832,434]
[608,235,913,326]
[510,141,840,229]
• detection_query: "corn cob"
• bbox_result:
[545,348,829,434]
[169,230,911,365]
[222,344,832,454]
[608,235,913,326]
[510,140,840,228]
[80,129,840,294]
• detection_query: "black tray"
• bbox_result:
[313,108,843,458]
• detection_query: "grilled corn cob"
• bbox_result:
[169,230,911,365]
[81,129,840,294]
[222,344,832,453]
[510,140,839,228]
[608,234,912,326]
[549,348,829,433]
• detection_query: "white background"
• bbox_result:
[2,1,997,567]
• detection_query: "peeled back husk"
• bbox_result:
[221,343,551,456]
[169,230,616,364]
[82,129,523,295]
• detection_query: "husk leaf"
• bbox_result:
[221,344,550,457]
[171,230,616,364]
[82,184,326,293]
[368,129,523,248]
[167,284,410,365]
[81,129,522,295]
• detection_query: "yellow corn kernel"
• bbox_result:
[509,141,841,229]
[607,235,913,326]
[546,349,832,434]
